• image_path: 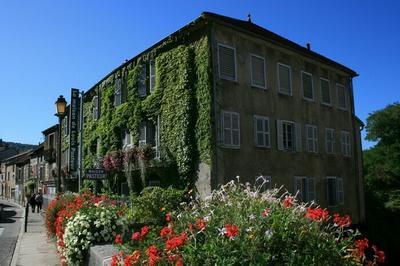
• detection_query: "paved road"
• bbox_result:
[0,200,23,266]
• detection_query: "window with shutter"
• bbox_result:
[150,60,156,93]
[301,71,314,100]
[139,122,147,147]
[280,121,295,151]
[337,177,344,204]
[221,111,240,148]
[218,44,236,81]
[337,84,347,110]
[325,128,335,154]
[341,131,351,156]
[307,177,315,202]
[114,78,122,107]
[294,176,314,202]
[320,78,331,105]
[326,177,337,207]
[254,115,270,147]
[278,63,292,95]
[250,54,266,89]
[306,124,318,153]
[138,64,147,97]
[92,96,99,120]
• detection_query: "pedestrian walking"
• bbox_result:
[29,193,36,213]
[35,192,43,212]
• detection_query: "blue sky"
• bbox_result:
[0,1,399,149]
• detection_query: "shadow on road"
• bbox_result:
[0,204,18,223]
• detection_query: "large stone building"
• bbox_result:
[61,12,365,223]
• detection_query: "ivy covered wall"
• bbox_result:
[81,35,213,188]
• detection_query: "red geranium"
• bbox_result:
[195,219,206,231]
[262,208,270,217]
[305,207,329,222]
[333,213,352,227]
[354,238,369,259]
[140,226,150,238]
[166,232,187,251]
[160,226,175,239]
[131,232,141,241]
[114,234,123,245]
[146,245,161,266]
[283,196,293,208]
[166,212,172,222]
[224,224,239,240]
[372,245,385,263]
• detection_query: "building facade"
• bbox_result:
[60,12,365,223]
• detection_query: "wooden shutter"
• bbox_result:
[337,178,344,204]
[295,123,302,152]
[218,44,236,80]
[251,55,265,88]
[307,177,315,202]
[277,120,283,150]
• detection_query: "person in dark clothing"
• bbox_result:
[35,192,43,212]
[29,193,36,213]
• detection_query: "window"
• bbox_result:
[254,115,270,147]
[139,121,156,147]
[320,78,331,105]
[325,128,335,154]
[218,44,236,81]
[221,111,240,147]
[337,84,347,110]
[326,177,344,206]
[302,71,314,100]
[92,96,99,120]
[341,131,351,156]
[138,64,147,97]
[294,176,315,202]
[250,54,266,89]
[277,120,301,151]
[255,175,272,191]
[114,78,122,107]
[306,124,318,153]
[122,130,132,149]
[150,60,156,93]
[278,63,292,95]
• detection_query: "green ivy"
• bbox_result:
[82,36,212,189]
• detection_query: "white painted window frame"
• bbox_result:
[320,77,332,106]
[306,124,318,153]
[221,110,240,148]
[250,54,267,89]
[337,177,344,205]
[301,71,314,101]
[217,43,237,81]
[341,130,351,157]
[325,128,335,154]
[254,115,270,148]
[277,63,292,96]
[336,83,347,110]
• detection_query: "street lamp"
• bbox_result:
[55,95,67,193]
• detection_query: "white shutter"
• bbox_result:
[294,176,302,199]
[295,123,302,152]
[253,116,258,145]
[337,178,344,204]
[307,177,315,202]
[277,120,283,150]
[264,118,270,147]
[218,44,236,80]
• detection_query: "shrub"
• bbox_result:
[112,180,385,265]
[128,186,188,226]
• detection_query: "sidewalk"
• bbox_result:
[11,209,60,266]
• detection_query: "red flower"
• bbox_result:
[195,219,206,231]
[224,224,239,240]
[372,245,385,263]
[354,238,369,259]
[131,232,141,241]
[140,226,150,238]
[114,234,123,245]
[262,208,270,217]
[333,213,352,227]
[166,212,172,222]
[146,245,161,266]
[166,232,187,251]
[111,254,120,266]
[283,196,293,208]
[305,207,329,222]
[160,226,175,239]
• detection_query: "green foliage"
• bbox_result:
[128,186,187,226]
[82,36,212,188]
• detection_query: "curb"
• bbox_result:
[10,202,26,266]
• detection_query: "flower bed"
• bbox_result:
[111,180,385,265]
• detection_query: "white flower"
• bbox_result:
[265,230,273,239]
[248,214,256,220]
[217,227,226,236]
[204,215,211,222]
[246,227,253,232]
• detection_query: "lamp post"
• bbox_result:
[55,95,67,193]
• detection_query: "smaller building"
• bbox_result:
[42,125,58,196]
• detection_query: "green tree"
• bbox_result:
[363,102,400,265]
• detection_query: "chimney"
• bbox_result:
[247,13,252,23]
[306,43,311,50]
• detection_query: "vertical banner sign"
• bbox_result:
[69,88,79,174]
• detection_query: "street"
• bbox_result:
[0,200,23,266]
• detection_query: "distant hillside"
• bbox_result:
[0,140,37,152]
